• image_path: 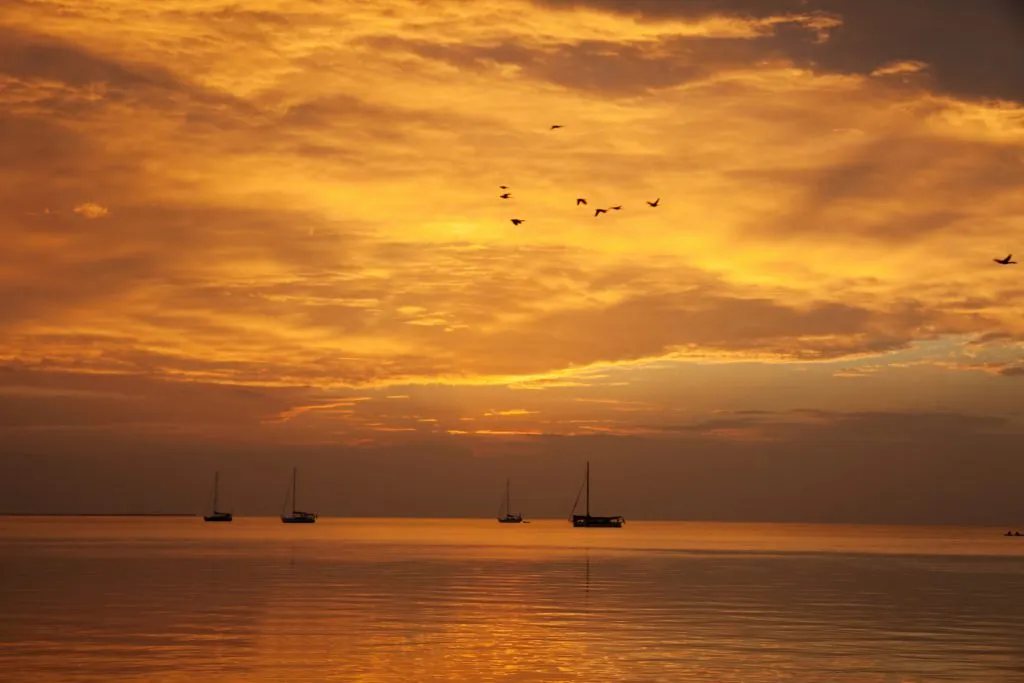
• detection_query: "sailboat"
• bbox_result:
[497,478,524,523]
[570,460,624,528]
[203,471,233,522]
[280,467,317,524]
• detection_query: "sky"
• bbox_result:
[2,0,1024,522]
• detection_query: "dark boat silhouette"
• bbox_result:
[281,467,317,524]
[497,478,524,523]
[570,461,624,528]
[203,471,233,522]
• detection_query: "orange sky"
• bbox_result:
[1,0,1023,520]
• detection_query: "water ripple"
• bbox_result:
[3,518,1024,682]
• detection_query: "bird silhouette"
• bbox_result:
[500,193,511,199]
[510,218,525,226]
[499,185,508,190]
[550,124,564,130]
[610,205,622,211]
[576,198,587,206]
[647,198,660,207]
[594,208,607,217]
[994,254,1017,264]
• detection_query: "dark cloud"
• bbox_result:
[0,113,89,174]
[269,92,500,155]
[808,408,1011,436]
[779,0,1024,103]
[0,27,182,90]
[0,24,266,119]
[533,0,1024,102]
[998,366,1024,378]
[0,366,295,429]
[729,133,1024,243]
[0,25,262,148]
[0,202,372,330]
[362,35,772,96]
[650,408,1014,443]
[455,292,993,374]
[967,331,1024,346]
[533,0,815,20]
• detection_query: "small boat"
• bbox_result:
[203,471,233,523]
[281,467,317,524]
[570,461,624,528]
[497,478,524,523]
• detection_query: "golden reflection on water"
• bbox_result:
[2,518,1024,682]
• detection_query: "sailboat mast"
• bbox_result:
[292,467,297,514]
[213,471,220,511]
[506,478,511,515]
[586,461,590,517]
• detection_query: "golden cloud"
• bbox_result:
[1,0,1022,446]
[72,202,109,219]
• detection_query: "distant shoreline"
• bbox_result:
[0,513,199,517]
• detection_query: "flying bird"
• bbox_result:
[594,208,607,217]
[610,205,622,211]
[499,185,508,190]
[500,193,511,199]
[647,198,660,207]
[550,124,564,130]
[510,218,525,226]
[994,254,1017,264]
[576,198,587,206]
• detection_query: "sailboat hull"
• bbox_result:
[497,515,524,523]
[281,513,317,523]
[572,514,623,528]
[203,512,233,522]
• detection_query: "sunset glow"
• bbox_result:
[2,0,1023,520]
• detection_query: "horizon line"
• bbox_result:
[0,514,1018,528]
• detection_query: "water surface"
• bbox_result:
[2,518,1023,682]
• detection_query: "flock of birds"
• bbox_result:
[499,125,661,228]
[501,126,1016,267]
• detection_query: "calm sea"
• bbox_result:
[1,518,1023,682]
